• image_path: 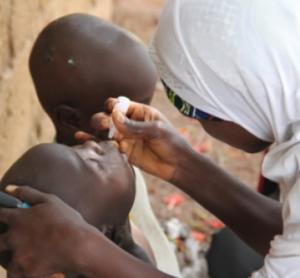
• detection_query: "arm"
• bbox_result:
[77,227,172,278]
[173,146,282,255]
[0,186,174,278]
[80,99,283,256]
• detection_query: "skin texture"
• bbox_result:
[29,13,157,146]
[0,142,152,277]
[199,119,271,154]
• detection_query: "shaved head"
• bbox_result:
[29,14,157,145]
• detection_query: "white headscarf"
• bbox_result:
[150,0,300,277]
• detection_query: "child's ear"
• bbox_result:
[54,105,82,130]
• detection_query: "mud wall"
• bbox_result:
[0,0,112,176]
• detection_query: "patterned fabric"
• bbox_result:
[162,80,220,121]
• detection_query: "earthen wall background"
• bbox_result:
[0,0,112,177]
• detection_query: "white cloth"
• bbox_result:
[150,0,300,277]
[131,167,181,277]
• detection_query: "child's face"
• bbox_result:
[2,142,135,278]
[1,142,135,228]
[70,141,135,226]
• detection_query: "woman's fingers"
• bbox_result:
[74,99,169,146]
[105,97,144,115]
[112,110,163,140]
[90,113,111,131]
[104,97,118,113]
[105,98,166,122]
[90,98,169,136]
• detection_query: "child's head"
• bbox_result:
[0,141,135,229]
[29,13,157,145]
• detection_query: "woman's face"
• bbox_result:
[199,119,272,153]
[161,81,272,153]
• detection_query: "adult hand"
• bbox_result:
[0,185,96,278]
[76,98,192,182]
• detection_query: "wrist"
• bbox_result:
[171,145,198,187]
[70,224,104,276]
[171,145,218,202]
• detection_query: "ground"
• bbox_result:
[112,1,264,276]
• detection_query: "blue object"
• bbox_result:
[0,191,30,209]
[17,202,31,209]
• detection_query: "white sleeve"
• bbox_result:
[251,176,300,278]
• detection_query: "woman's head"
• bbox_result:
[198,119,271,153]
[151,0,300,152]
[162,80,271,153]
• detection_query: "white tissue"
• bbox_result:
[108,96,130,139]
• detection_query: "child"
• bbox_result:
[0,141,153,277]
[29,14,180,276]
[29,13,156,145]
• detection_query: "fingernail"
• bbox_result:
[116,112,125,123]
[6,185,18,192]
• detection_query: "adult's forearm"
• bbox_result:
[76,227,175,278]
[173,147,282,255]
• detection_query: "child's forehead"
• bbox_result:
[33,144,82,171]
[0,144,81,189]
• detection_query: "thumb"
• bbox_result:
[112,110,163,140]
[5,185,47,205]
